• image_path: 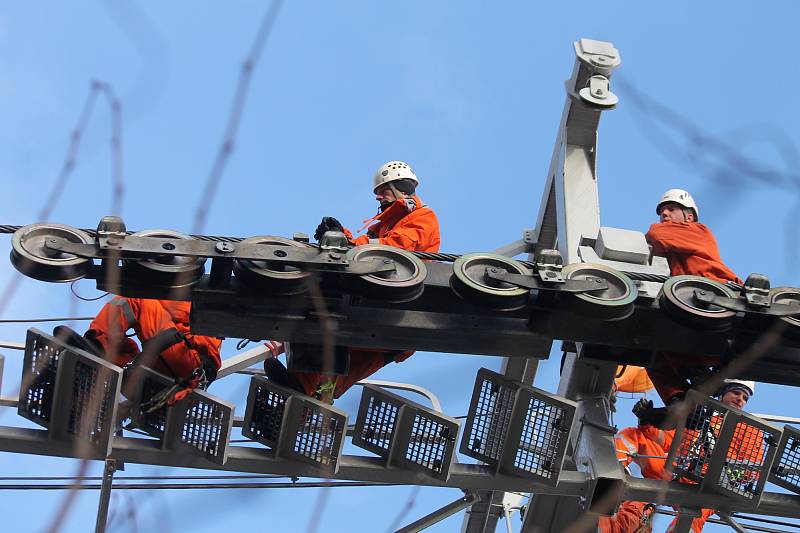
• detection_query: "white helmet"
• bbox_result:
[656,188,699,221]
[373,161,419,194]
[719,379,755,398]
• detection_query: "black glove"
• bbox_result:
[632,398,674,429]
[314,216,344,241]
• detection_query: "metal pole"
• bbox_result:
[671,508,700,533]
[718,512,749,533]
[503,505,514,533]
[396,492,480,533]
[94,459,116,533]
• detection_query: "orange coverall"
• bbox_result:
[292,195,440,399]
[645,221,742,402]
[614,424,714,533]
[85,297,222,382]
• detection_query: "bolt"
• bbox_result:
[162,242,175,251]
[699,290,707,295]
[545,271,557,278]
[329,252,341,260]
[383,259,392,264]
[595,278,603,283]
[107,237,119,245]
[215,242,235,254]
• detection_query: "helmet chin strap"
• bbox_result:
[379,183,410,211]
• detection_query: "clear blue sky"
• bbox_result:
[1,1,800,531]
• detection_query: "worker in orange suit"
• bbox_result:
[603,380,756,533]
[264,161,440,402]
[643,189,743,412]
[83,297,222,403]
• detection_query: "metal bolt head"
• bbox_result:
[545,271,557,278]
[329,252,341,260]
[215,242,235,254]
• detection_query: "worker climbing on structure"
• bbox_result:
[638,189,743,427]
[70,297,223,406]
[599,379,758,533]
[264,160,440,402]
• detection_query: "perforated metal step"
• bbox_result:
[353,385,459,480]
[460,368,576,484]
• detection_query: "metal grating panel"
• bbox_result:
[512,394,570,480]
[460,368,519,466]
[278,396,347,473]
[361,396,399,452]
[292,405,343,465]
[717,419,770,499]
[670,401,728,484]
[126,367,174,437]
[352,385,403,459]
[770,425,800,495]
[66,360,117,444]
[18,329,63,428]
[401,412,456,477]
[179,395,229,461]
[242,377,293,449]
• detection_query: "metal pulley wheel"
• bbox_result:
[769,287,800,337]
[123,229,206,289]
[11,223,93,282]
[345,244,427,302]
[658,275,737,330]
[559,263,638,320]
[232,236,313,294]
[450,253,530,310]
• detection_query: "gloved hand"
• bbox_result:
[632,398,673,429]
[314,216,344,241]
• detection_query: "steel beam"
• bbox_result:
[396,492,479,533]
[0,426,588,494]
[94,459,116,533]
[217,344,271,379]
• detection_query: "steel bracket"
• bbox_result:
[694,290,800,316]
[485,268,608,293]
[742,273,771,308]
[46,237,396,276]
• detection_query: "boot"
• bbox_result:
[264,358,305,394]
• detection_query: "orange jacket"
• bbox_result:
[615,366,654,393]
[86,297,222,380]
[597,501,653,533]
[645,222,741,283]
[346,195,440,252]
[616,425,713,532]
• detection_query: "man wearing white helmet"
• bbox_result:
[645,189,743,407]
[267,161,440,402]
[602,379,758,533]
[646,189,741,284]
[313,160,441,252]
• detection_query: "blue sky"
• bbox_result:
[2,1,800,531]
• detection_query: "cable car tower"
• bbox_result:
[3,38,800,533]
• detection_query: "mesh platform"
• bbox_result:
[174,392,233,463]
[668,391,781,504]
[461,368,576,485]
[277,395,347,473]
[669,400,729,483]
[508,391,573,480]
[126,365,234,465]
[18,328,122,457]
[460,368,520,466]
[770,425,800,495]
[242,376,348,473]
[126,366,174,437]
[242,377,293,449]
[18,329,64,427]
[353,386,402,458]
[353,385,459,479]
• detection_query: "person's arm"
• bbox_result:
[351,209,439,251]
[646,222,716,258]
